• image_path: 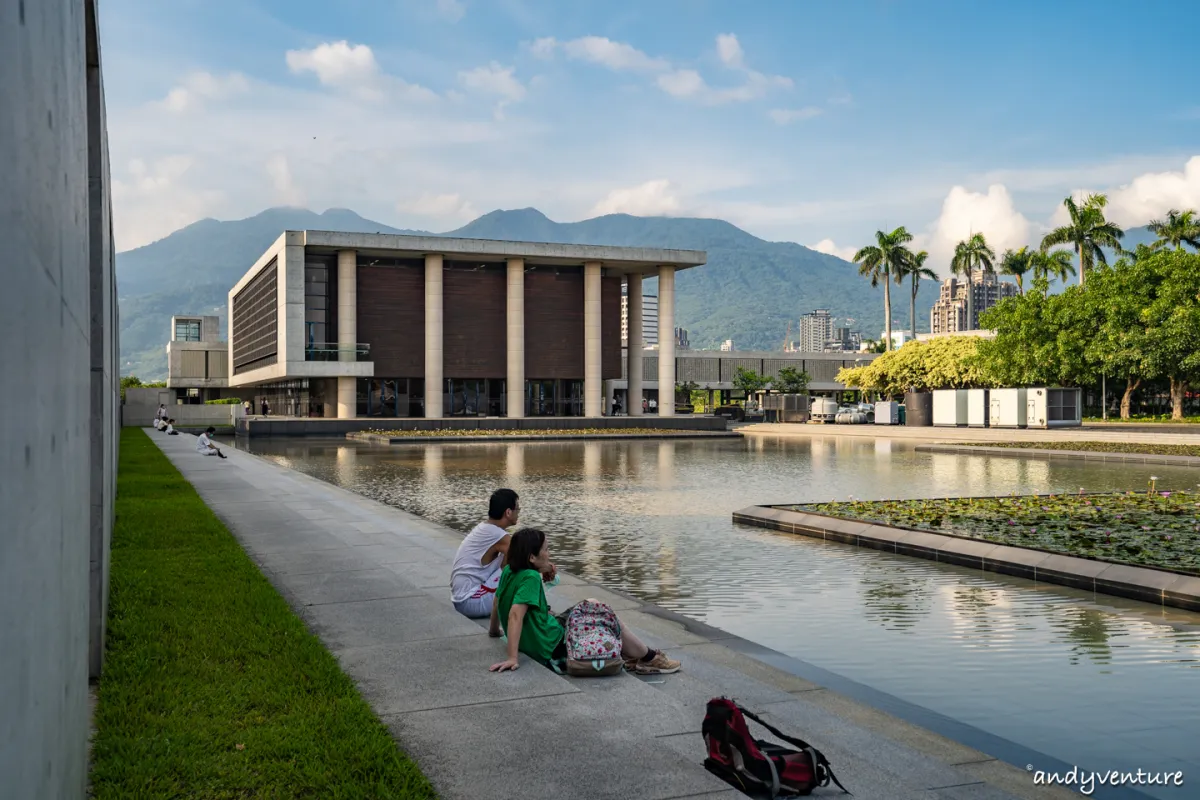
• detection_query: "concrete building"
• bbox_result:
[2,1,120,796]
[227,231,705,419]
[720,339,734,352]
[675,327,690,350]
[167,314,230,403]
[930,270,1018,334]
[798,309,833,352]
[621,289,659,348]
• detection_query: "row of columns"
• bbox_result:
[333,249,675,418]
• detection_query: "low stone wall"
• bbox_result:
[237,415,729,437]
[915,443,1200,467]
[733,505,1200,612]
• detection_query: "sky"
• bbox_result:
[101,0,1200,274]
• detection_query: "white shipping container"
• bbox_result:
[1027,388,1082,428]
[989,388,1027,428]
[967,389,990,427]
[933,389,969,427]
[874,400,899,425]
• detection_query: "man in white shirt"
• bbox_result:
[196,426,226,459]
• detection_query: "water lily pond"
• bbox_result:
[791,489,1200,575]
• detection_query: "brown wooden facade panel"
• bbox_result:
[357,265,425,377]
[524,272,584,379]
[601,276,621,380]
[444,267,506,378]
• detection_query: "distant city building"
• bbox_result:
[620,287,659,348]
[823,327,862,353]
[879,330,913,349]
[798,309,833,352]
[166,314,229,403]
[719,339,734,352]
[675,327,690,350]
[930,270,1018,334]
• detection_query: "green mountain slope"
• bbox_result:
[116,206,938,379]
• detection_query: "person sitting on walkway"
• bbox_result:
[196,426,226,458]
[152,416,163,431]
[451,489,521,623]
[489,528,680,676]
[164,418,179,435]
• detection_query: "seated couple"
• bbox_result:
[449,489,680,676]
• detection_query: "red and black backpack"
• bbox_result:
[702,697,850,797]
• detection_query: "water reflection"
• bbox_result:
[242,434,1200,790]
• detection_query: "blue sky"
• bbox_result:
[101,0,1200,271]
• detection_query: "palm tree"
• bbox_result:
[949,233,995,330]
[1029,249,1076,295]
[1040,193,1124,285]
[1147,209,1200,251]
[998,246,1033,295]
[853,227,913,352]
[899,249,936,340]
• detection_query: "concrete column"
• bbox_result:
[506,258,525,418]
[337,249,356,360]
[657,265,676,416]
[424,254,444,418]
[337,376,356,419]
[584,261,602,417]
[627,273,644,416]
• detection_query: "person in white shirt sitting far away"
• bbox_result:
[196,426,226,459]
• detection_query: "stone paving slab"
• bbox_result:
[145,429,1080,800]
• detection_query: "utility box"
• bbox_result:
[904,392,933,426]
[1027,388,1082,429]
[874,400,900,425]
[933,389,969,427]
[989,388,1027,428]
[967,389,990,427]
[811,397,838,424]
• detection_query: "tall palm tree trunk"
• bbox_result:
[965,272,974,331]
[883,275,893,351]
[1016,275,1023,295]
[910,275,917,340]
[1078,247,1085,287]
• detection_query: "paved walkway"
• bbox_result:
[740,422,1200,446]
[147,430,1078,800]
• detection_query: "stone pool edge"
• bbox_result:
[348,431,743,444]
[732,505,1200,612]
[914,443,1200,466]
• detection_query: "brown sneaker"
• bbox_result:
[634,651,681,675]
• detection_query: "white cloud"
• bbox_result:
[809,238,858,261]
[925,184,1031,273]
[658,68,789,106]
[435,0,465,22]
[1104,155,1200,228]
[458,62,525,101]
[656,69,705,98]
[769,107,823,125]
[160,71,249,113]
[265,154,305,206]
[286,41,380,88]
[716,33,744,68]
[528,37,558,59]
[561,36,670,71]
[112,156,224,249]
[397,192,478,221]
[591,179,682,217]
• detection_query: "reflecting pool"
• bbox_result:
[242,434,1200,796]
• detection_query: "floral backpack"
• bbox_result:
[557,599,625,677]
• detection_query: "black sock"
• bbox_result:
[640,649,657,663]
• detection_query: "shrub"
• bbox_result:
[205,397,242,405]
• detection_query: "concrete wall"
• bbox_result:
[123,387,243,428]
[1,1,118,797]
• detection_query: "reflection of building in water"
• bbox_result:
[335,445,357,486]
[505,443,525,482]
[859,560,933,633]
[423,445,444,487]
[657,441,676,490]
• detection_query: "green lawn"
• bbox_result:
[791,489,1200,575]
[965,441,1200,458]
[90,429,435,799]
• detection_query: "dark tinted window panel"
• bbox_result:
[232,259,278,374]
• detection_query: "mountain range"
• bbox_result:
[117,207,943,379]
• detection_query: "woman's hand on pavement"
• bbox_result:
[489,658,520,672]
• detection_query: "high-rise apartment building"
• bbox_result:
[798,309,833,352]
[930,270,1018,334]
[620,287,659,347]
[823,327,862,352]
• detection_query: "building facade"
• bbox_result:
[166,315,230,403]
[621,289,659,348]
[798,309,833,352]
[930,270,1018,334]
[823,327,862,352]
[227,231,705,419]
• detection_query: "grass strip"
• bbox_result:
[964,441,1200,458]
[358,427,708,437]
[90,429,435,799]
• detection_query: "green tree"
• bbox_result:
[853,227,913,353]
[836,337,992,396]
[1083,260,1158,419]
[772,366,811,394]
[1138,250,1200,418]
[998,246,1033,295]
[1040,193,1124,285]
[1147,209,1200,252]
[732,367,769,403]
[899,249,936,339]
[1029,249,1076,295]
[950,233,995,330]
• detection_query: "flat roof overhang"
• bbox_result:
[300,230,706,276]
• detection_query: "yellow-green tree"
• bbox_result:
[836,337,993,397]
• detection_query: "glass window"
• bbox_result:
[175,319,201,342]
